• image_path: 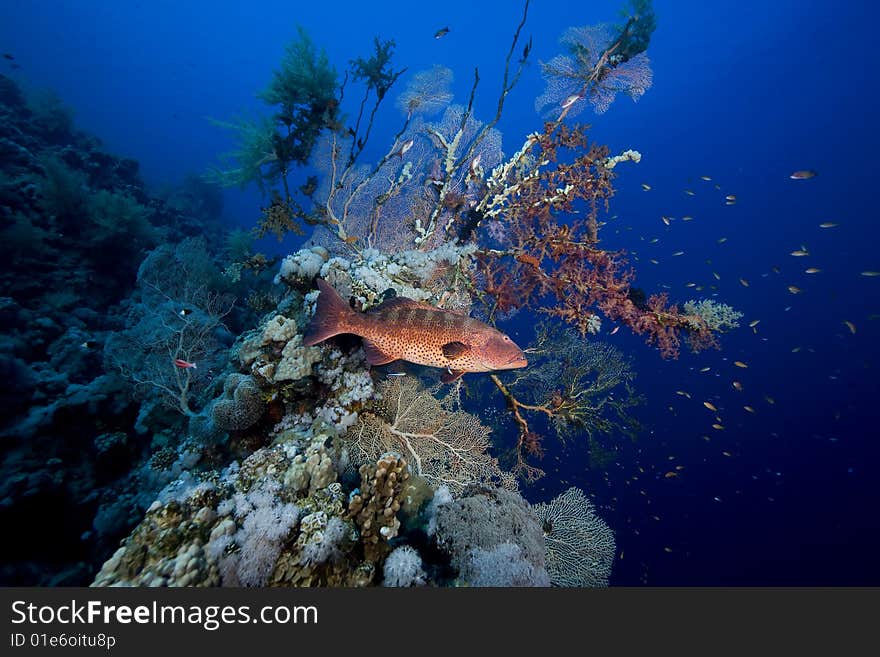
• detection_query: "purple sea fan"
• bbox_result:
[484,219,509,246]
[535,24,653,117]
[396,65,454,117]
[589,52,652,114]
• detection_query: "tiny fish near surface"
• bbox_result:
[303,279,528,382]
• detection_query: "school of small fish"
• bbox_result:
[589,167,876,572]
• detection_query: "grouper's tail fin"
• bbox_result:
[302,279,356,346]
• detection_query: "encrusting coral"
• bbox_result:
[91,484,223,587]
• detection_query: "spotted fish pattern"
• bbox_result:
[303,279,528,382]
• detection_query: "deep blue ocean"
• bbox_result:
[1,0,878,585]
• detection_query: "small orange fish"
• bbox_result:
[734,361,748,368]
[304,279,527,383]
[173,358,197,369]
[609,326,620,335]
[732,381,743,391]
[703,401,718,412]
[790,169,817,180]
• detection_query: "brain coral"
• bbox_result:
[211,374,265,431]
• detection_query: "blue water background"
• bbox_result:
[2,0,878,584]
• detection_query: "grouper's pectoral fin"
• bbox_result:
[440,368,465,384]
[441,341,471,359]
[362,338,397,366]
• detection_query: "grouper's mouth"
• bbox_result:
[500,355,528,369]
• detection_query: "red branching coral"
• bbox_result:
[475,122,714,358]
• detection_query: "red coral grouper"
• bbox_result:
[303,279,528,382]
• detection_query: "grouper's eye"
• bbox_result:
[503,335,510,342]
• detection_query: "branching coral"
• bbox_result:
[473,120,719,359]
[682,299,743,333]
[345,377,517,494]
[491,322,642,481]
[346,453,409,563]
[105,239,234,416]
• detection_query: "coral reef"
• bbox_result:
[3,0,752,590]
[0,72,236,585]
[92,484,223,587]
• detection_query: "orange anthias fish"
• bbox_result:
[303,279,528,382]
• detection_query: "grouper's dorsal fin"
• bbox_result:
[442,341,471,360]
[368,296,436,313]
